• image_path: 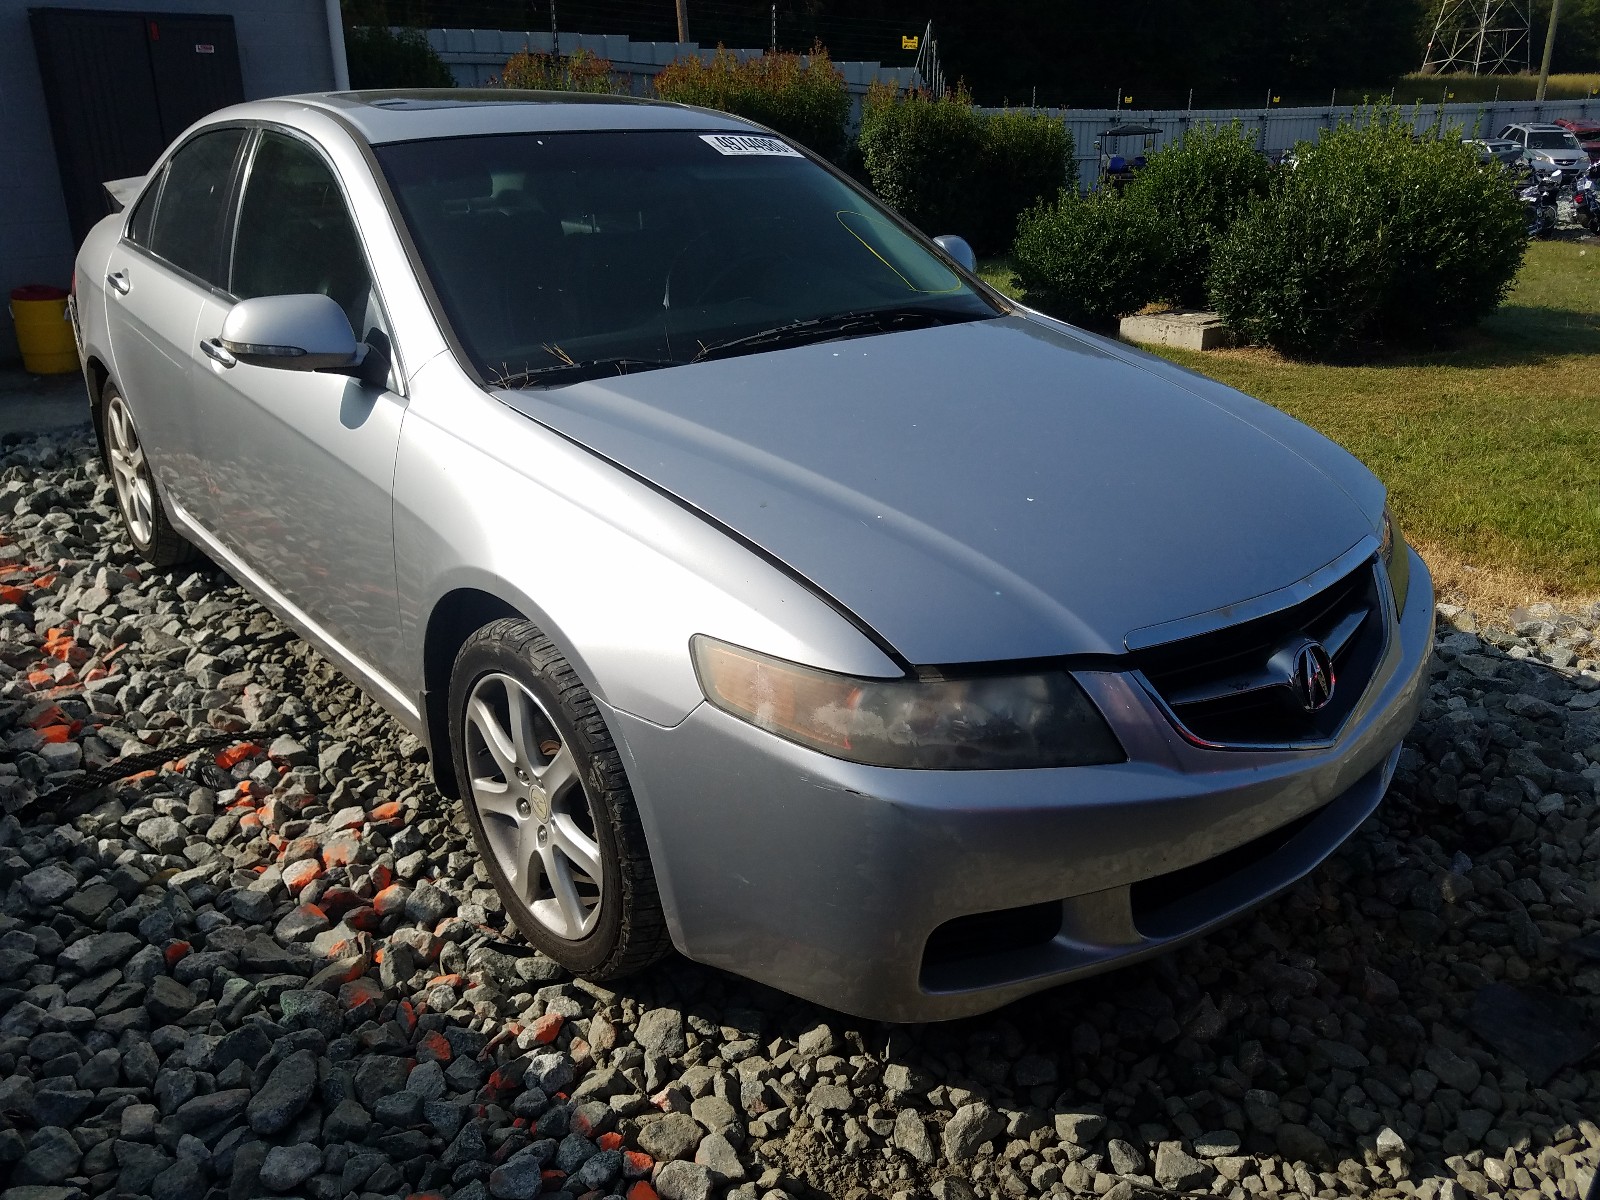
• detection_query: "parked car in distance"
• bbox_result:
[1553,118,1600,164]
[71,91,1433,1021]
[1464,137,1522,168]
[1498,122,1588,182]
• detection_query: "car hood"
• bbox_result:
[495,313,1384,665]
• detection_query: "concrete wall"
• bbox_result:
[0,0,338,365]
[987,98,1600,191]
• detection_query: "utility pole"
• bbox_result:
[1536,0,1562,100]
[675,0,689,43]
[770,3,776,51]
[551,0,558,56]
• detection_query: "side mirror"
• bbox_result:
[933,234,977,273]
[220,294,360,372]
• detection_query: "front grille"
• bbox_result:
[1131,560,1386,747]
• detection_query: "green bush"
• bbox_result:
[1012,189,1165,328]
[855,86,987,240]
[1208,105,1527,356]
[1123,122,1269,308]
[973,108,1075,255]
[345,26,453,89]
[856,89,1071,255]
[654,45,850,161]
[495,48,616,93]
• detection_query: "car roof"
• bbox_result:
[215,89,761,146]
[1507,122,1573,132]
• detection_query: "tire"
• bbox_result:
[99,381,197,568]
[449,617,671,979]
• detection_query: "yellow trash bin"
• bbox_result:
[10,285,77,375]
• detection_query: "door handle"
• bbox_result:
[105,270,130,295]
[200,338,237,368]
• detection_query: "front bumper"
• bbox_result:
[606,548,1434,1022]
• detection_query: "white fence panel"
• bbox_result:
[986,99,1600,191]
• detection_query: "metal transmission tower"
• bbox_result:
[912,21,947,97]
[1421,0,1533,75]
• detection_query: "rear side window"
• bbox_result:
[147,127,246,285]
[125,169,164,245]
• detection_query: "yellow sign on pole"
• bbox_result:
[902,34,919,50]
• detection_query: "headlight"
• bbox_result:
[1379,504,1410,616]
[691,636,1125,770]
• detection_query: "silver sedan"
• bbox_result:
[71,91,1433,1021]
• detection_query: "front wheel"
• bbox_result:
[449,618,671,979]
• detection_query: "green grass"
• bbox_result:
[980,242,1600,595]
[1380,72,1600,106]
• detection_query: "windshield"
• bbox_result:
[1529,131,1582,150]
[376,130,998,383]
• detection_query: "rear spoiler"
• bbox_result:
[102,176,145,214]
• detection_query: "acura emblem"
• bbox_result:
[1291,641,1336,713]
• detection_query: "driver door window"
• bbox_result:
[230,130,382,341]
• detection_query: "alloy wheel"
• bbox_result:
[105,394,155,546]
[463,671,603,940]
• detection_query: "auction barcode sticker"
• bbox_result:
[700,134,802,158]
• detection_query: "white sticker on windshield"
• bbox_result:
[700,133,802,158]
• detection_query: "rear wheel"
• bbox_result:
[100,382,196,567]
[449,618,670,979]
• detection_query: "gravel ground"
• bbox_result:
[1,427,1598,1200]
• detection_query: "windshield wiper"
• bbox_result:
[494,356,681,389]
[692,305,977,363]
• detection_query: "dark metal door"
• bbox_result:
[145,14,245,139]
[29,8,244,245]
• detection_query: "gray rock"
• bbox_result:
[1275,1123,1330,1164]
[694,1131,747,1182]
[635,1007,687,1057]
[145,975,196,1024]
[167,1088,251,1134]
[1107,1138,1147,1175]
[943,1102,1005,1161]
[324,1097,372,1141]
[58,931,138,975]
[248,1048,318,1134]
[1055,1110,1106,1145]
[1155,1143,1214,1190]
[489,1154,546,1200]
[19,865,76,906]
[806,1083,852,1113]
[691,1094,740,1130]
[893,1109,935,1164]
[150,1156,204,1200]
[1194,1130,1241,1158]
[259,1142,322,1191]
[1013,1053,1058,1087]
[655,1160,716,1200]
[13,1127,81,1185]
[572,1148,623,1191]
[1424,1045,1482,1093]
[638,1112,705,1161]
[136,815,187,854]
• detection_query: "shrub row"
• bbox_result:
[1012,107,1527,354]
[1210,109,1526,355]
[653,45,851,162]
[345,26,454,90]
[495,48,617,93]
[856,87,1073,255]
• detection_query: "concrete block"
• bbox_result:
[1119,310,1238,352]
